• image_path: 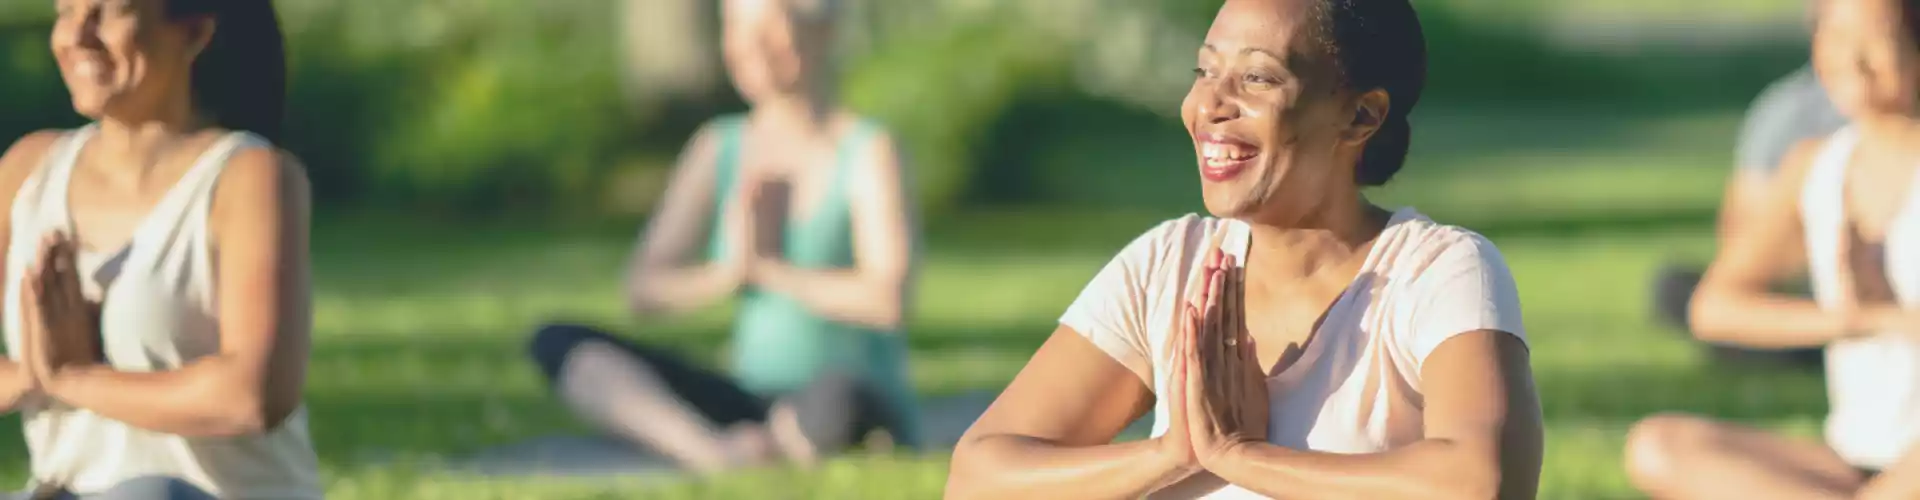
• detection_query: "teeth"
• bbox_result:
[1201,142,1256,162]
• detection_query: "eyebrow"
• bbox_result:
[1200,43,1284,59]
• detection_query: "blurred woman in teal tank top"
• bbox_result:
[526,0,924,474]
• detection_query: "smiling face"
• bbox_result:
[721,0,825,105]
[1813,0,1920,120]
[51,0,210,121]
[1181,0,1376,220]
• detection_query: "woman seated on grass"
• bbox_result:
[526,0,925,474]
[1623,0,1920,498]
[944,0,1544,498]
[0,0,320,498]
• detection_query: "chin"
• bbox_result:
[68,97,107,120]
[1200,187,1259,219]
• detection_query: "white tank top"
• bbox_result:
[2,125,323,498]
[1800,126,1920,469]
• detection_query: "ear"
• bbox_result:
[184,16,217,61]
[1341,88,1391,147]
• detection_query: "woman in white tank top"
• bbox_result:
[0,1,320,498]
[1624,0,1920,498]
[946,0,1545,498]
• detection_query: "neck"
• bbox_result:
[1855,112,1920,143]
[91,106,209,173]
[752,90,837,135]
[1242,190,1390,281]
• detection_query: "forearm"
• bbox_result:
[0,360,31,414]
[1689,292,1882,348]
[1208,441,1503,500]
[946,436,1188,500]
[45,357,275,437]
[755,262,903,330]
[1857,449,1920,500]
[627,264,736,315]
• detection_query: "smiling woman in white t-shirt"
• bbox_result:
[943,0,1544,498]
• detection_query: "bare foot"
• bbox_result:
[718,423,779,468]
[765,402,821,467]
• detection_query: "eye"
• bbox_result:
[1192,67,1212,79]
[1244,73,1282,86]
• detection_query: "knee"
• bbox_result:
[1624,413,1715,487]
[527,323,606,378]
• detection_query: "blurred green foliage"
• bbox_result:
[0,0,1808,216]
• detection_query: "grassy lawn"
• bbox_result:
[0,104,1836,498]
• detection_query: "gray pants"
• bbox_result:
[8,477,214,500]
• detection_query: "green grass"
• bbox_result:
[0,104,1837,498]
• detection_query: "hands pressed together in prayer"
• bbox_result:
[1158,232,1273,476]
[14,232,103,407]
[716,166,794,290]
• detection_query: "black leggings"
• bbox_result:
[527,323,890,453]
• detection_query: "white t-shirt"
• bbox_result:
[1059,208,1527,499]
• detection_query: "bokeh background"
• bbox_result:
[0,0,1838,498]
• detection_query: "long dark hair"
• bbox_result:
[165,0,287,143]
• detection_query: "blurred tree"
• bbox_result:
[620,0,723,117]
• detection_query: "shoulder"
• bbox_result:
[1100,213,1223,286]
[847,115,903,166]
[1770,134,1833,195]
[216,143,312,217]
[675,115,745,167]
[1379,213,1513,284]
[0,130,67,187]
[1743,67,1830,126]
[1125,213,1214,256]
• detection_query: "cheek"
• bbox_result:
[1180,90,1201,132]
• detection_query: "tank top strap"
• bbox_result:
[32,126,99,223]
[825,119,883,201]
[1801,128,1859,227]
[707,114,751,209]
[137,131,269,243]
[1801,126,1862,310]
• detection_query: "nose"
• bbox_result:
[51,8,102,51]
[1197,79,1242,124]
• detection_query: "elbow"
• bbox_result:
[860,276,909,330]
[1433,463,1504,500]
[865,301,904,331]
[943,438,994,500]
[623,274,669,316]
[206,400,285,438]
[1685,294,1734,342]
[207,388,299,437]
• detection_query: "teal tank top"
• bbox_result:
[704,115,924,448]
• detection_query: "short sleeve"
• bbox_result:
[1734,68,1845,175]
[1058,221,1177,385]
[1395,234,1527,369]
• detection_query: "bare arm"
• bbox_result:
[751,132,916,329]
[625,124,739,315]
[947,326,1189,500]
[0,131,63,415]
[1716,169,1788,252]
[1690,138,1891,347]
[1208,331,1544,500]
[44,149,310,437]
[1857,448,1920,500]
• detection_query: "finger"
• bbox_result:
[1205,267,1225,354]
[1227,262,1246,363]
[1206,224,1229,267]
